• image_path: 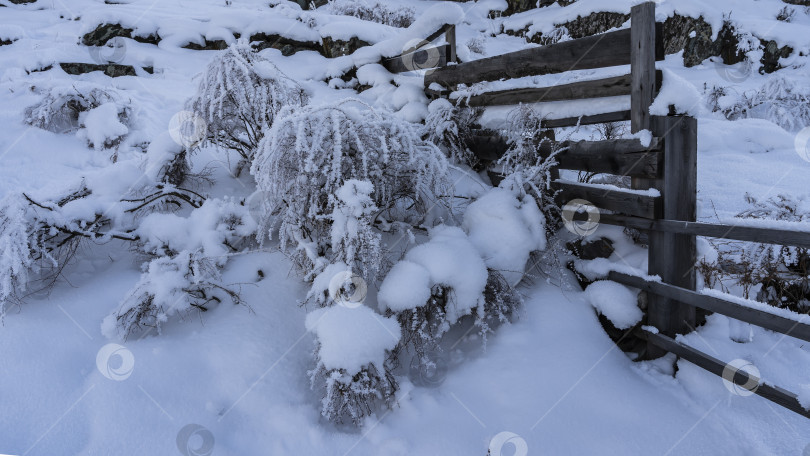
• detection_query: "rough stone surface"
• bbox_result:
[59,62,137,78]
[250,33,322,56]
[322,36,370,58]
[82,23,159,47]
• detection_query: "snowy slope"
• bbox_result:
[1,0,809,455]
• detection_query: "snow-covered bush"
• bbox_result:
[306,305,400,424]
[103,249,242,339]
[251,101,450,281]
[326,0,415,27]
[0,196,33,315]
[379,226,489,362]
[187,42,309,172]
[462,186,546,286]
[497,106,564,233]
[707,76,810,132]
[25,85,133,136]
[423,98,482,168]
[329,180,382,281]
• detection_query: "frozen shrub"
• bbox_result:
[329,180,382,282]
[306,305,400,424]
[378,226,490,363]
[497,106,564,232]
[103,250,242,339]
[423,98,482,167]
[326,0,415,27]
[187,42,309,172]
[0,196,33,315]
[708,76,810,132]
[25,85,132,135]
[251,101,450,280]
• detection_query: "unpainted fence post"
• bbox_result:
[445,25,457,64]
[647,115,698,358]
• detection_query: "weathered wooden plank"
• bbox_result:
[445,25,457,64]
[425,26,665,89]
[553,181,660,219]
[541,110,632,129]
[554,138,662,178]
[598,214,810,249]
[645,115,698,357]
[383,44,451,73]
[612,272,810,343]
[631,2,657,134]
[458,74,630,107]
[644,331,810,419]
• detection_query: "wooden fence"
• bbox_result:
[383,2,810,419]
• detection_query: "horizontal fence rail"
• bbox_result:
[610,272,810,343]
[598,214,810,249]
[425,25,664,89]
[454,71,662,107]
[644,331,810,419]
[554,181,661,219]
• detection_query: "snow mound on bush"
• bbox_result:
[463,186,546,286]
[77,102,129,150]
[378,260,432,313]
[584,281,642,330]
[305,305,400,376]
[379,225,488,322]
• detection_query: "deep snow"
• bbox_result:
[1,0,809,455]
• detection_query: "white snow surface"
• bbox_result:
[584,280,643,330]
[305,305,400,375]
[0,0,809,455]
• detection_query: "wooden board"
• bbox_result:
[598,214,810,249]
[612,272,810,343]
[553,181,660,219]
[541,111,632,129]
[554,138,662,178]
[644,331,810,419]
[425,26,665,89]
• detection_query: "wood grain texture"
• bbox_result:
[553,181,660,219]
[598,214,810,249]
[644,331,810,419]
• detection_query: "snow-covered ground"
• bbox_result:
[1,0,809,455]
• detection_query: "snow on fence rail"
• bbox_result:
[382,1,810,420]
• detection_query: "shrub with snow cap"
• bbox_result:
[251,100,449,280]
[422,98,482,167]
[25,85,133,137]
[379,225,489,360]
[306,305,401,424]
[187,42,309,171]
[103,249,242,339]
[462,185,546,286]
